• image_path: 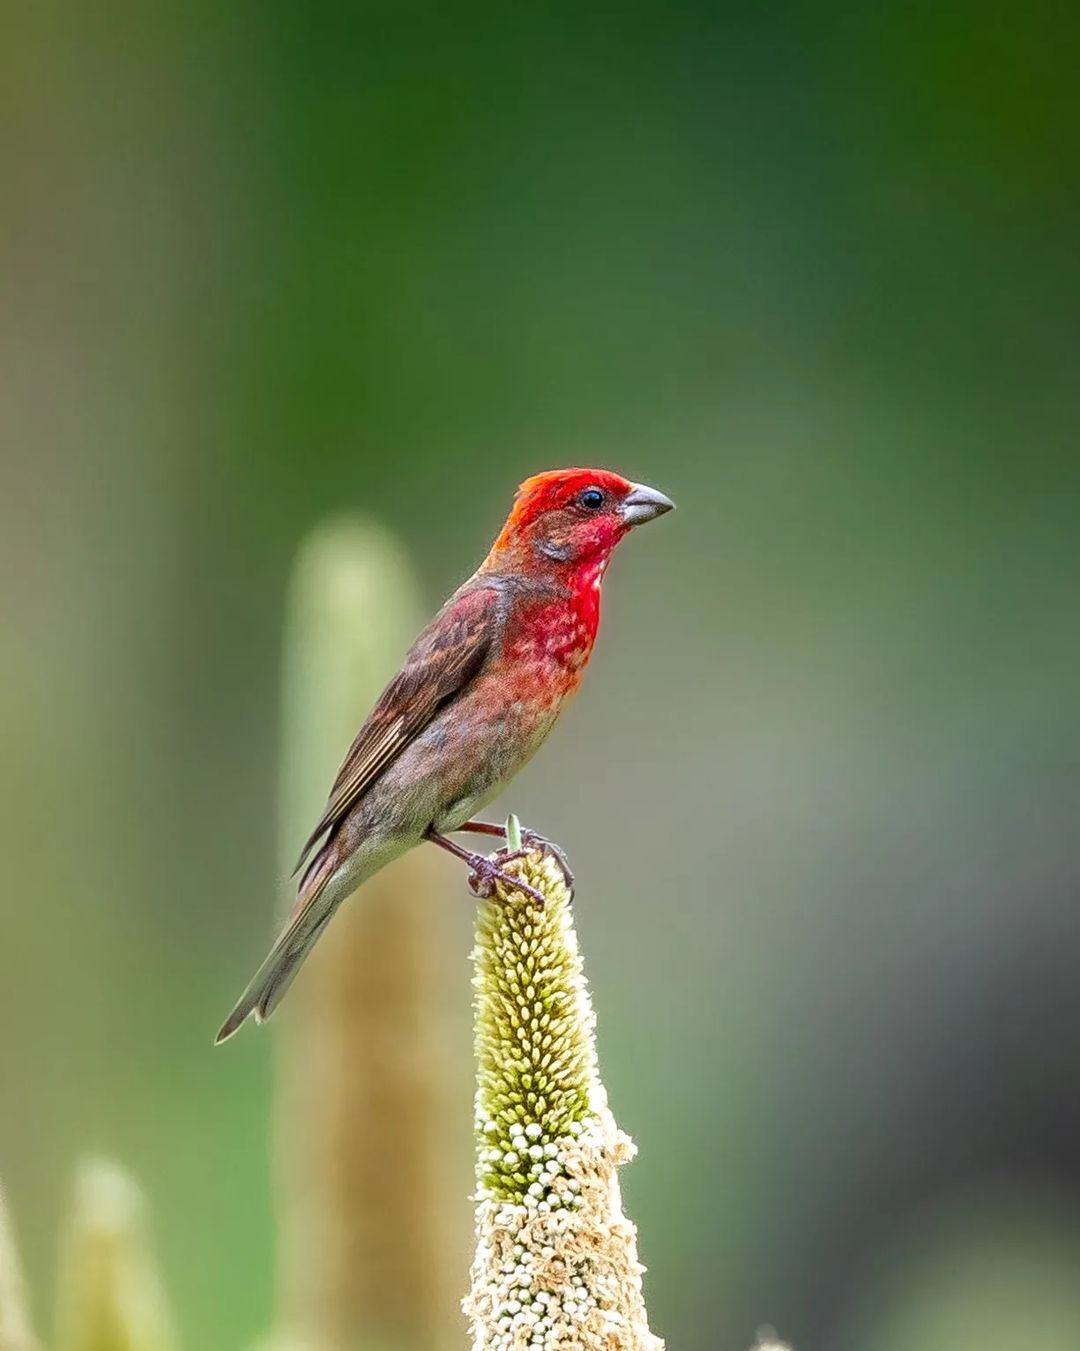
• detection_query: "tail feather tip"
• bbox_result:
[213,1007,248,1046]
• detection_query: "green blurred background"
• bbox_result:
[3,2,1080,1348]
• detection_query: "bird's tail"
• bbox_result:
[215,852,339,1045]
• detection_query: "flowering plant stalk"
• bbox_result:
[54,1159,176,1351]
[0,1184,39,1351]
[269,516,459,1351]
[464,835,662,1351]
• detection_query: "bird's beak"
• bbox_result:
[621,482,675,526]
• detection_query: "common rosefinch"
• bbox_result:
[216,469,673,1043]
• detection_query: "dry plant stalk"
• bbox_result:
[53,1159,176,1351]
[0,1185,39,1351]
[268,517,462,1351]
[464,849,662,1351]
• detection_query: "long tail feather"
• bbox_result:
[215,856,338,1044]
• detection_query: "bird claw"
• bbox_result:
[519,829,575,895]
[466,851,547,908]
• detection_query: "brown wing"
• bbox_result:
[292,583,499,874]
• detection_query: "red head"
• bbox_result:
[484,468,674,572]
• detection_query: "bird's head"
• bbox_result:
[485,469,674,572]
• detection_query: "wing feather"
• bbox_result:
[291,585,498,873]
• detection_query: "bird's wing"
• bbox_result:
[292,583,499,874]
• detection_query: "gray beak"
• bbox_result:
[621,482,675,526]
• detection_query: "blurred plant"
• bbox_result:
[0,1185,40,1351]
[463,839,662,1351]
[266,517,463,1351]
[750,1332,793,1351]
[54,1160,176,1351]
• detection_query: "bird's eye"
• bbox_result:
[578,487,605,511]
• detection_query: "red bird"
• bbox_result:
[216,469,674,1042]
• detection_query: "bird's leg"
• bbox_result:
[455,820,575,894]
[453,821,505,839]
[425,827,547,908]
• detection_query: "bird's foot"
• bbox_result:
[450,819,574,898]
[518,829,576,895]
[465,849,547,908]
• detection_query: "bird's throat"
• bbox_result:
[503,554,609,682]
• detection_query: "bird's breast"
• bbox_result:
[501,581,602,688]
[412,581,608,817]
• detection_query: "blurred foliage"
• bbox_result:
[53,1161,176,1351]
[2,2,1078,1349]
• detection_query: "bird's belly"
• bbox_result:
[423,676,570,831]
[352,656,579,845]
[433,719,555,832]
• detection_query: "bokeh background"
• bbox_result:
[3,2,1080,1348]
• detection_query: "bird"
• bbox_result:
[215,468,674,1043]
